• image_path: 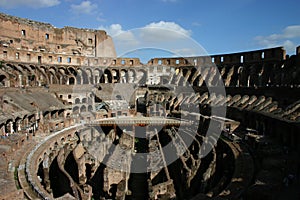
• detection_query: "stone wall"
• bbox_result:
[0,13,116,59]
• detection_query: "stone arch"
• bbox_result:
[78,68,89,84]
[54,67,65,85]
[227,65,238,86]
[75,98,81,104]
[68,76,76,85]
[193,74,201,86]
[18,64,30,75]
[5,118,14,134]
[136,69,147,84]
[94,69,103,84]
[15,64,25,74]
[85,68,93,84]
[57,109,64,118]
[14,117,22,132]
[0,74,9,87]
[120,69,128,83]
[128,69,136,83]
[111,69,120,83]
[182,68,189,77]
[104,69,112,83]
[76,70,82,85]
[23,65,37,86]
[189,68,197,84]
[237,66,248,86]
[80,105,87,113]
[73,106,79,114]
[68,66,77,77]
[28,65,36,72]
[48,67,59,84]
[50,110,57,119]
[88,105,93,112]
[58,67,68,84]
[37,66,49,86]
[43,111,50,120]
[6,63,23,86]
[248,64,258,87]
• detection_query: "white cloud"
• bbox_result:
[98,24,139,50]
[98,21,206,59]
[70,1,98,15]
[255,25,300,54]
[99,24,124,36]
[140,21,191,42]
[0,0,60,8]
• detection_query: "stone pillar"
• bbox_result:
[43,155,52,193]
[78,157,87,185]
[104,74,108,83]
[16,121,21,132]
[9,121,14,134]
[18,74,22,87]
[25,75,29,86]
[5,80,10,87]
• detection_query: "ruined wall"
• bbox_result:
[148,47,286,66]
[0,13,116,59]
[0,44,140,66]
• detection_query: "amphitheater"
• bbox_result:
[0,13,299,200]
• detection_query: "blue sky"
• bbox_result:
[0,0,300,61]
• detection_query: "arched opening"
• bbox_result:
[75,98,80,104]
[0,74,8,87]
[100,74,105,83]
[137,69,147,85]
[58,109,64,118]
[73,106,79,114]
[104,69,112,83]
[80,105,87,113]
[78,69,89,84]
[120,69,128,83]
[86,68,93,84]
[5,119,14,134]
[55,68,65,84]
[94,69,103,84]
[128,69,136,83]
[69,77,75,85]
[237,66,243,86]
[111,69,120,83]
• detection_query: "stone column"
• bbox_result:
[25,75,29,86]
[9,121,14,134]
[43,155,52,193]
[18,74,22,87]
[78,157,87,185]
[16,120,21,132]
